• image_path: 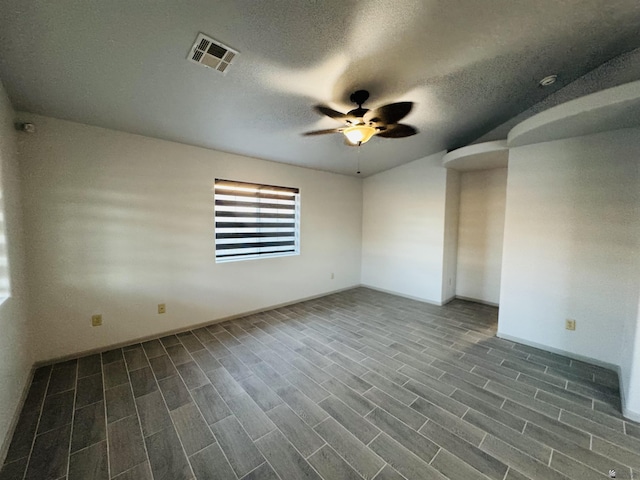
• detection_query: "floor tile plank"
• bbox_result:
[137,390,173,437]
[68,440,108,480]
[106,384,136,424]
[8,289,634,480]
[75,372,103,409]
[308,444,364,480]
[210,416,264,478]
[314,417,385,480]
[192,383,232,425]
[107,415,147,477]
[24,424,71,480]
[70,401,106,453]
[189,443,236,480]
[158,375,192,411]
[266,404,325,457]
[320,396,379,444]
[255,430,322,480]
[145,426,193,480]
[171,403,216,455]
[368,433,447,480]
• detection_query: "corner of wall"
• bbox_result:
[361,151,450,303]
[441,169,460,303]
[0,79,33,464]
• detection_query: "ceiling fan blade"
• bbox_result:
[313,105,347,120]
[376,124,418,138]
[368,102,413,124]
[303,128,342,136]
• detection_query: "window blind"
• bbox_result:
[214,179,300,262]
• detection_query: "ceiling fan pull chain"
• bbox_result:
[357,145,361,175]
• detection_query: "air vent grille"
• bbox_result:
[188,33,238,74]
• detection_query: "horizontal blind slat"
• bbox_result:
[215,211,295,219]
[215,199,295,210]
[216,221,295,229]
[216,249,296,259]
[216,231,295,239]
[216,240,295,251]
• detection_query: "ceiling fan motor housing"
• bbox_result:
[350,90,370,106]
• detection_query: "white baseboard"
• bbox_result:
[359,284,445,306]
[25,286,640,426]
[0,366,35,466]
[616,365,640,423]
[497,332,640,422]
[455,295,499,307]
[34,285,360,367]
[621,404,640,423]
[441,294,456,305]
[496,332,619,371]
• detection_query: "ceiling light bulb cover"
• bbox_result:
[343,125,376,144]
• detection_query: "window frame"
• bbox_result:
[214,179,300,263]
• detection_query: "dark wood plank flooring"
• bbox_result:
[2,287,639,480]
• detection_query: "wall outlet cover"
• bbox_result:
[565,319,576,331]
[158,304,166,314]
[91,314,102,327]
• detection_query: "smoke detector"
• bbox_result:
[15,122,36,133]
[187,33,238,74]
[539,74,558,87]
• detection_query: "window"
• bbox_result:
[214,179,300,262]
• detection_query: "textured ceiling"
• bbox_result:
[1,0,640,176]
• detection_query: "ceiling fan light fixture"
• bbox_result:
[343,125,376,145]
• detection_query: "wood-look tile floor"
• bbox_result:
[2,287,639,480]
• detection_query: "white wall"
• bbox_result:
[361,152,450,304]
[498,129,640,400]
[17,114,363,363]
[456,168,507,304]
[441,169,460,302]
[0,82,31,461]
[621,293,640,421]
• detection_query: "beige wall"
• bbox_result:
[442,169,460,302]
[498,129,640,419]
[455,168,507,304]
[361,152,452,304]
[17,114,363,363]
[0,81,31,461]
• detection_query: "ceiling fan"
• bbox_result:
[303,90,418,146]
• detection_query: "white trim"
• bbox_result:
[455,295,499,307]
[0,366,35,465]
[19,287,638,429]
[616,366,640,423]
[496,332,619,371]
[359,284,445,306]
[33,285,358,367]
[497,332,640,422]
[441,294,457,305]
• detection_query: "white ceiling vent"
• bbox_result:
[187,33,238,74]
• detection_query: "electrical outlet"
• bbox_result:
[330,272,334,279]
[565,319,576,331]
[158,304,166,314]
[91,314,102,327]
